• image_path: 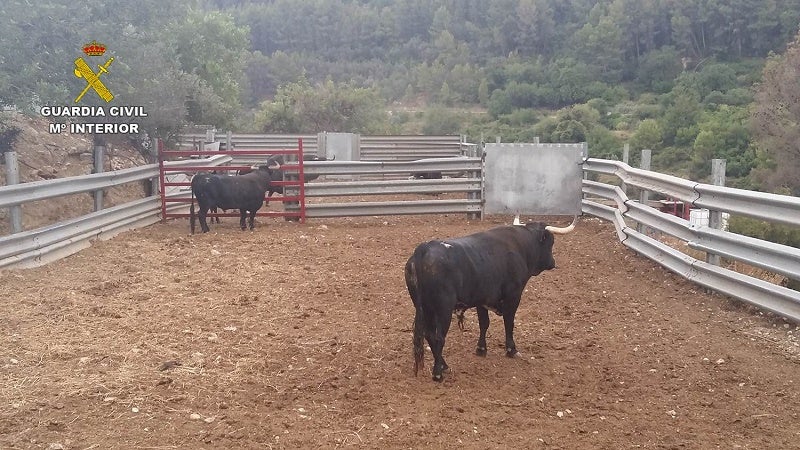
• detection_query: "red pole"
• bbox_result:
[298,138,306,224]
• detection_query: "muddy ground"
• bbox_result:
[0,214,798,449]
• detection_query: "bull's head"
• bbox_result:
[513,215,577,235]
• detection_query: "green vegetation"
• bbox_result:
[1,0,799,194]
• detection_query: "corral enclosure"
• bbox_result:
[1,213,799,449]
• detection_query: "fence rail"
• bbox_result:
[582,158,800,322]
[584,159,800,226]
[0,157,232,269]
[177,133,465,161]
[0,155,231,209]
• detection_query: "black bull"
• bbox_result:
[405,220,575,382]
[189,164,279,233]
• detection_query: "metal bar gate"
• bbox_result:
[158,138,306,224]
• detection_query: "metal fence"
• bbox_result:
[2,143,798,325]
[0,156,231,269]
[301,158,482,218]
[582,158,800,322]
[177,132,466,161]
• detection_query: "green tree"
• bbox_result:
[167,10,250,128]
[751,32,800,195]
[661,89,702,146]
[689,106,753,179]
[635,46,683,93]
[256,78,387,133]
[572,13,624,83]
[630,118,663,151]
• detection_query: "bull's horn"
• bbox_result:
[512,215,523,226]
[545,216,578,235]
[250,165,258,170]
[268,162,281,169]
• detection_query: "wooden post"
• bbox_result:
[4,150,23,233]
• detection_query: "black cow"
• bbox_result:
[405,219,575,382]
[189,163,280,233]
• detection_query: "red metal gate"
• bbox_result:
[158,138,306,224]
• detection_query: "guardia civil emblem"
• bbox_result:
[74,40,115,103]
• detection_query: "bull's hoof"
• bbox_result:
[432,373,444,382]
[475,347,487,357]
[506,348,519,358]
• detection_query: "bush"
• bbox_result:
[728,216,800,254]
[0,114,21,156]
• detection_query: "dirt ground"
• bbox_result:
[1,213,799,449]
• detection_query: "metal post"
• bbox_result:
[4,151,23,233]
[707,159,727,266]
[467,162,480,221]
[157,139,168,223]
[226,130,232,152]
[93,141,105,212]
[206,128,215,145]
[637,149,652,234]
[621,143,630,195]
[622,144,630,165]
[495,136,501,144]
[284,141,301,222]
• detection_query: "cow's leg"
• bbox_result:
[476,306,490,356]
[199,205,211,233]
[502,296,522,357]
[239,209,247,231]
[265,190,275,206]
[248,209,257,230]
[428,305,452,382]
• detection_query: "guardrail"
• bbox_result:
[584,159,800,226]
[582,158,800,322]
[0,156,232,269]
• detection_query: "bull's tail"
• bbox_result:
[406,257,426,376]
[413,306,426,377]
[189,189,196,234]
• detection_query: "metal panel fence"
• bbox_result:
[582,158,800,322]
[177,132,465,161]
[300,158,483,218]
